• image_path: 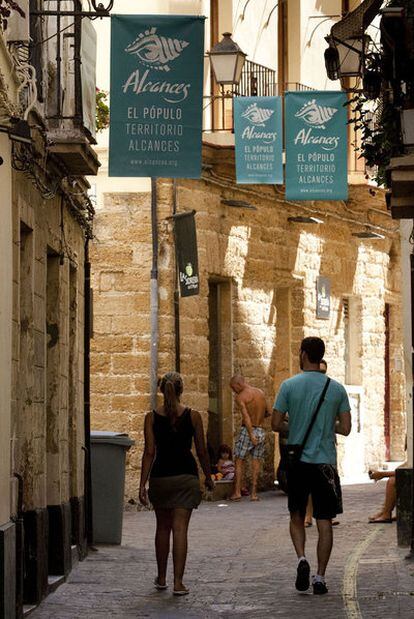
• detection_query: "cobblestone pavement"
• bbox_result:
[32,483,414,618]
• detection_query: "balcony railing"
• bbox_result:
[203,57,314,132]
[239,59,278,97]
[204,58,277,133]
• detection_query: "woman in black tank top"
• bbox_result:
[139,372,213,596]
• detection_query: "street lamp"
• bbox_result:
[208,32,247,86]
[207,33,247,132]
[324,0,383,82]
[324,45,340,81]
[324,35,370,80]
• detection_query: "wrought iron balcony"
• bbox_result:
[204,58,276,133]
[203,57,314,133]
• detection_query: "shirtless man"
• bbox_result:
[229,375,269,501]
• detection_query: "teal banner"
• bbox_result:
[285,91,348,200]
[109,15,205,178]
[234,96,283,184]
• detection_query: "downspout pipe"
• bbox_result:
[150,178,159,410]
[84,238,93,546]
[173,180,180,373]
[411,252,414,557]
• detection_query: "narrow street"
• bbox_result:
[31,483,414,618]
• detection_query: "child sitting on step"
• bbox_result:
[212,444,235,481]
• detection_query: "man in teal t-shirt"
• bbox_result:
[272,337,351,596]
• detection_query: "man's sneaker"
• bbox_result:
[295,559,310,591]
[313,580,328,595]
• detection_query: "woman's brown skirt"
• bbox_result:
[148,474,202,510]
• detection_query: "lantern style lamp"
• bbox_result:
[208,32,247,86]
[336,37,365,76]
[325,33,371,80]
[324,45,340,81]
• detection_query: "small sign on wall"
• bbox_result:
[174,210,199,297]
[316,276,330,319]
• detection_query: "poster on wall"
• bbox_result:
[109,15,205,178]
[285,91,348,201]
[174,211,199,297]
[234,96,283,184]
[316,276,330,319]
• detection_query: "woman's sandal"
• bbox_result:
[173,588,189,596]
[154,577,168,590]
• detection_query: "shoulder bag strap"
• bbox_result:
[300,377,331,451]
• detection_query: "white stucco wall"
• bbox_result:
[231,0,277,70]
[297,0,341,90]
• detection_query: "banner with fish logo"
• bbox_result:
[109,15,205,178]
[234,96,283,184]
[285,91,348,200]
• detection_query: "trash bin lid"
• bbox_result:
[90,431,135,448]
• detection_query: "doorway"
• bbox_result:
[207,279,233,465]
[341,296,365,481]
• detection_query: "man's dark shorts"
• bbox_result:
[287,461,343,520]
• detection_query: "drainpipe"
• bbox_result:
[84,238,93,546]
[411,252,414,557]
[173,180,181,373]
[14,472,24,617]
[150,178,159,409]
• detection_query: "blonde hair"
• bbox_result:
[159,372,183,427]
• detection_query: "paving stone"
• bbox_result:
[32,483,414,618]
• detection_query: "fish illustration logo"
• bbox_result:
[125,27,189,72]
[295,99,338,129]
[242,103,274,126]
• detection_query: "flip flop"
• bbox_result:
[154,578,168,590]
[250,496,260,502]
[173,588,189,596]
[368,518,392,524]
[305,521,313,528]
[332,520,340,526]
[229,496,242,502]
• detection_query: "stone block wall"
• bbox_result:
[11,170,86,523]
[90,145,406,500]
